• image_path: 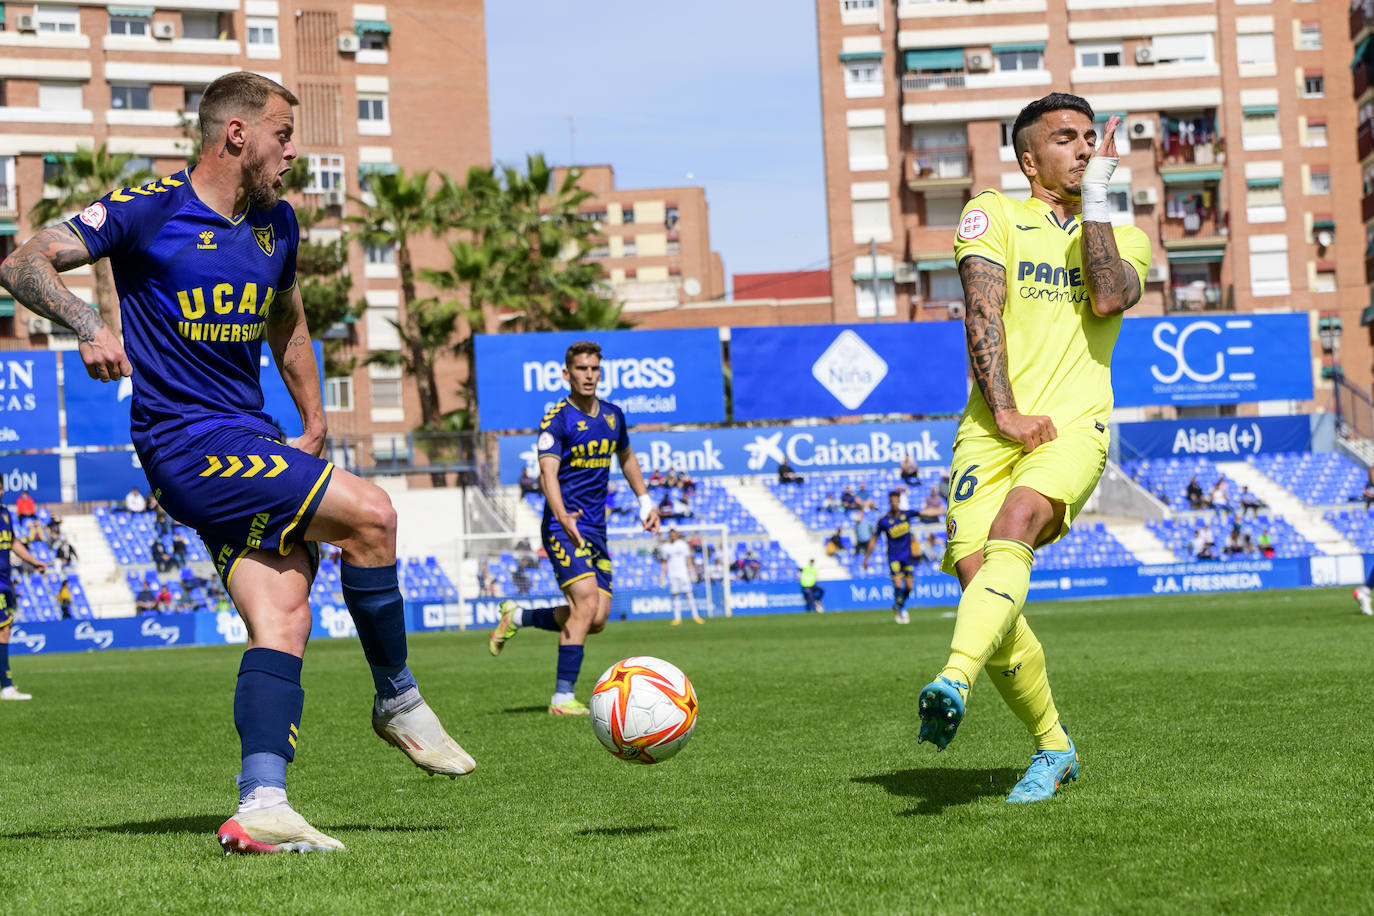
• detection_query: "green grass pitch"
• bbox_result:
[4,588,1374,913]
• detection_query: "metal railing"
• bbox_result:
[907,147,971,180]
[0,183,17,217]
[1156,136,1222,168]
[1161,208,1224,241]
[1334,372,1374,443]
[901,73,966,91]
[1165,283,1233,313]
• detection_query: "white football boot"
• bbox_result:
[372,690,476,777]
[217,788,345,854]
[1,685,32,700]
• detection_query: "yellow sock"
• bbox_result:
[987,615,1070,751]
[938,538,1035,699]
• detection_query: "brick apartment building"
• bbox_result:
[817,0,1368,411]
[0,0,489,451]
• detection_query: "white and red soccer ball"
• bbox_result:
[590,656,697,765]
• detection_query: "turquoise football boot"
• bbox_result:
[1006,730,1078,803]
[916,676,967,751]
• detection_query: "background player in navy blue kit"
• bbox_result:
[489,341,660,715]
[0,484,50,701]
[0,72,473,855]
[861,490,920,625]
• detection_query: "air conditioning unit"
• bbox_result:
[1135,45,1156,65]
[1316,229,1334,248]
[1128,117,1156,140]
[152,21,175,39]
[1145,264,1168,284]
[16,13,37,32]
[27,317,53,335]
[946,301,964,319]
[893,262,918,284]
[338,34,361,53]
[323,189,345,207]
[1132,187,1158,206]
[966,52,991,72]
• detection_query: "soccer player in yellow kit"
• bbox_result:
[916,93,1150,803]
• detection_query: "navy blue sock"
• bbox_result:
[894,586,910,610]
[525,606,563,632]
[555,644,584,695]
[340,561,412,696]
[0,637,11,687]
[234,648,304,800]
[1366,565,1374,590]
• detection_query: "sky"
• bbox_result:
[484,1,829,296]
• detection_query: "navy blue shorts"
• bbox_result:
[888,559,914,578]
[138,421,332,588]
[542,524,613,596]
[0,587,12,628]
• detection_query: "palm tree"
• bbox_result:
[345,168,454,431]
[28,145,155,337]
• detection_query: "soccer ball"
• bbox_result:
[590,656,698,765]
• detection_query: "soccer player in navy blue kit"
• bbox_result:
[0,486,50,701]
[861,490,920,625]
[488,341,660,715]
[0,72,473,854]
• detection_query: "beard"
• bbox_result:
[243,146,280,211]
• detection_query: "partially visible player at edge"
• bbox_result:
[861,490,920,625]
[0,71,474,854]
[0,482,50,700]
[916,93,1150,803]
[489,342,660,714]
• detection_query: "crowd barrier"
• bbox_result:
[10,554,1368,656]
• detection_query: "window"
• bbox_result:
[359,30,389,50]
[844,61,883,98]
[1235,33,1274,66]
[665,240,680,255]
[357,95,387,121]
[111,84,151,111]
[1241,110,1280,150]
[851,199,893,243]
[1309,170,1330,194]
[586,245,609,259]
[621,208,635,224]
[848,124,887,171]
[120,156,153,180]
[181,11,219,40]
[324,377,353,411]
[842,0,876,8]
[1298,24,1322,51]
[1306,122,1327,147]
[371,378,403,410]
[1303,74,1324,97]
[38,82,83,111]
[995,50,1042,72]
[365,309,400,350]
[1076,42,1122,68]
[184,87,204,112]
[927,269,960,301]
[622,238,637,258]
[246,17,277,46]
[855,279,896,318]
[665,206,679,229]
[364,241,395,264]
[305,153,345,193]
[924,192,964,228]
[1154,33,1213,64]
[43,158,65,185]
[1314,270,1336,293]
[109,14,149,36]
[1245,180,1283,208]
[1108,189,1134,225]
[580,209,608,224]
[35,5,81,34]
[1248,239,1289,297]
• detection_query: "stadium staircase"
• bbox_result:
[723,478,847,580]
[65,514,135,618]
[1215,460,1358,555]
[1104,521,1175,564]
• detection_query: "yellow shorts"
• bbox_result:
[940,425,1108,575]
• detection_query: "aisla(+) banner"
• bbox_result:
[473,328,725,431]
[1117,415,1311,461]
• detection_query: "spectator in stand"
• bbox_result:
[154,507,174,538]
[122,487,147,514]
[917,487,947,524]
[673,492,694,519]
[648,469,665,488]
[57,579,73,619]
[171,532,189,567]
[45,515,63,547]
[1257,529,1275,559]
[1209,477,1232,515]
[177,589,200,613]
[825,528,844,557]
[145,490,160,513]
[821,492,842,515]
[136,583,159,615]
[1238,486,1264,520]
[1223,522,1251,558]
[511,565,531,596]
[52,535,77,576]
[152,538,174,573]
[900,454,922,486]
[14,491,36,523]
[156,582,173,612]
[777,458,804,485]
[741,549,761,582]
[840,486,859,512]
[1187,475,1209,510]
[708,550,726,588]
[915,533,941,570]
[664,469,682,490]
[679,473,696,496]
[855,483,877,511]
[938,472,951,502]
[798,559,824,614]
[519,465,541,496]
[658,492,677,521]
[1191,523,1217,560]
[853,511,874,556]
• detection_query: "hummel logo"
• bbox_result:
[197,230,217,250]
[1015,225,1039,231]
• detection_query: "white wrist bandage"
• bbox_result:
[639,493,655,523]
[1080,155,1118,223]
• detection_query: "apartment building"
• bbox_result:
[818,0,1368,400]
[550,164,725,329]
[0,0,490,447]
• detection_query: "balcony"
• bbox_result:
[901,73,966,92]
[1353,3,1369,41]
[1360,123,1373,160]
[905,148,972,190]
[0,184,15,219]
[1166,283,1233,313]
[1160,208,1226,247]
[1357,62,1374,98]
[1156,134,1223,170]
[1363,192,1374,223]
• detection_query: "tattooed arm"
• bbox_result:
[0,225,131,381]
[960,255,1057,451]
[265,284,326,457]
[1081,117,1142,317]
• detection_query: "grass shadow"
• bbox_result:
[3,814,224,840]
[575,825,674,838]
[501,705,553,715]
[853,767,1022,816]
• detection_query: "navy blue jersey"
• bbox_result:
[65,168,298,446]
[0,508,15,592]
[875,509,919,564]
[536,398,629,534]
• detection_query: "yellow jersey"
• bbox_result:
[952,190,1151,437]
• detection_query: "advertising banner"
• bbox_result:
[0,453,61,505]
[499,419,960,484]
[730,323,968,421]
[0,350,60,451]
[1112,314,1315,407]
[474,328,725,430]
[74,450,150,503]
[1116,415,1311,461]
